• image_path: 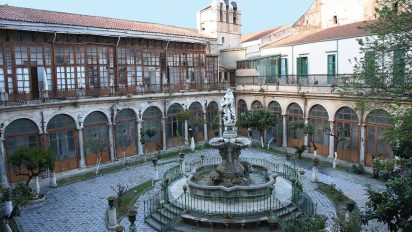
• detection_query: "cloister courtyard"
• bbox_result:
[14,148,388,232]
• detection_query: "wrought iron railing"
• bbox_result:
[0,82,230,106]
[236,74,351,87]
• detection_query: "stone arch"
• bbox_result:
[308,105,330,157]
[251,100,263,109]
[334,106,360,163]
[166,103,185,148]
[83,111,111,166]
[142,106,163,153]
[114,109,137,158]
[286,103,304,148]
[46,114,79,172]
[267,101,283,146]
[189,101,204,141]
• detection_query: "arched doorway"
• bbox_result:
[47,114,78,172]
[267,101,282,146]
[366,110,393,166]
[251,100,263,141]
[287,103,304,148]
[167,104,184,148]
[335,107,359,163]
[4,119,40,182]
[207,101,220,138]
[115,109,136,158]
[309,105,329,156]
[237,99,248,136]
[83,112,110,166]
[189,102,204,142]
[142,106,162,153]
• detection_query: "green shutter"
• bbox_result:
[301,57,308,75]
[297,57,302,83]
[365,51,376,83]
[327,54,336,84]
[393,50,405,85]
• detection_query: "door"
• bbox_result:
[327,54,336,84]
[30,67,39,99]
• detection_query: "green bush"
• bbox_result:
[283,215,326,232]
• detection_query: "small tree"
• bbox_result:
[3,184,36,226]
[85,134,110,175]
[236,108,277,147]
[323,126,348,159]
[117,128,134,164]
[8,147,55,186]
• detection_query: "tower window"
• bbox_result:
[333,15,338,24]
[233,9,237,24]
[220,3,224,22]
[222,37,225,44]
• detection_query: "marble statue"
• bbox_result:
[220,89,236,129]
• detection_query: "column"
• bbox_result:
[359,124,366,164]
[77,128,86,168]
[328,121,335,159]
[203,112,208,141]
[162,117,167,151]
[0,136,9,187]
[137,119,144,156]
[282,115,287,147]
[184,120,189,145]
[219,112,223,137]
[304,117,309,148]
[108,124,115,162]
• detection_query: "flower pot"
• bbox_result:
[107,196,116,209]
[347,201,356,212]
[114,225,124,232]
[128,210,137,224]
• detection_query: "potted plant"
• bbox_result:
[312,157,320,167]
[114,225,125,232]
[107,196,116,209]
[152,158,158,167]
[128,209,137,225]
[346,200,356,213]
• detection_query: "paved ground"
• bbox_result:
[16,148,387,232]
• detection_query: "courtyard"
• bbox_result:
[15,148,387,232]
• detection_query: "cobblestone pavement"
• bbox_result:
[17,148,387,232]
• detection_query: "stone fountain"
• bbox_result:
[146,89,300,231]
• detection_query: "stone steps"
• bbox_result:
[145,203,185,231]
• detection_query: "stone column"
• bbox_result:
[359,124,366,164]
[0,136,9,187]
[137,119,144,156]
[184,120,189,145]
[282,114,287,147]
[219,112,223,137]
[304,117,309,148]
[77,128,86,168]
[162,117,167,151]
[203,112,208,141]
[108,124,115,162]
[328,121,335,159]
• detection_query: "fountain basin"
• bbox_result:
[187,164,277,198]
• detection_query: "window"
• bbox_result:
[297,57,308,76]
[364,51,376,81]
[207,101,219,132]
[87,46,114,88]
[30,46,43,65]
[333,15,338,24]
[16,68,30,93]
[167,104,184,139]
[287,103,304,142]
[309,105,329,148]
[393,50,405,85]
[233,9,237,24]
[222,37,225,44]
[14,45,28,65]
[117,48,142,87]
[84,112,109,156]
[327,54,336,84]
[268,101,283,146]
[142,106,162,143]
[206,56,218,84]
[335,107,359,162]
[115,109,136,151]
[47,115,77,161]
[5,119,39,155]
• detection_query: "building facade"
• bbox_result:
[0,4,227,185]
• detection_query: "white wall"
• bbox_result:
[260,36,367,75]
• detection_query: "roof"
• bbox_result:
[264,20,375,48]
[0,5,207,40]
[242,26,289,43]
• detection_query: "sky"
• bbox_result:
[0,0,314,34]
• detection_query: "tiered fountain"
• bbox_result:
[145,89,300,231]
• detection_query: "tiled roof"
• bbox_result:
[242,26,289,43]
[264,20,375,48]
[0,5,207,39]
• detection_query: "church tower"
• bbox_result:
[197,0,241,55]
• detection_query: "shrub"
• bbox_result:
[351,163,364,174]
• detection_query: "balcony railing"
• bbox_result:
[236,74,352,87]
[0,82,229,107]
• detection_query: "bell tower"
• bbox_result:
[197,0,241,55]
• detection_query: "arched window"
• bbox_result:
[207,101,219,138]
[167,104,184,147]
[115,109,136,157]
[287,103,304,147]
[366,110,393,166]
[335,107,359,163]
[84,112,110,165]
[268,101,282,146]
[47,114,78,172]
[309,105,329,156]
[5,119,39,156]
[189,102,204,141]
[143,106,162,153]
[251,100,263,109]
[237,99,247,118]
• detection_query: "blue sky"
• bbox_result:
[0,0,313,34]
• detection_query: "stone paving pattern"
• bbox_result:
[17,149,387,232]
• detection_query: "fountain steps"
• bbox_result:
[145,203,185,232]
